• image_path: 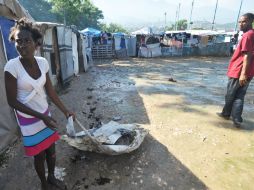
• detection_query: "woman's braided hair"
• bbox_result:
[9,17,42,46]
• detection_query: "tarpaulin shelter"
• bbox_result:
[0,0,34,21]
[113,32,127,50]
[0,0,34,153]
[56,26,75,84]
[0,16,18,61]
[132,27,161,58]
[35,22,62,86]
[112,32,129,58]
[80,27,101,37]
[163,30,231,56]
[35,22,90,85]
[131,27,153,35]
[77,33,89,72]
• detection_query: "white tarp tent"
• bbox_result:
[0,0,33,153]
[79,34,88,72]
[131,27,153,35]
[72,31,79,75]
[57,26,75,84]
[0,0,34,21]
[139,43,162,58]
[35,22,63,87]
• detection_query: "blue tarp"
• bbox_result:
[113,32,126,37]
[80,27,101,37]
[0,16,18,60]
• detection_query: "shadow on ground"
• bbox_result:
[63,135,207,190]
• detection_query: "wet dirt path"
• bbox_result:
[1,57,254,190]
[127,57,254,190]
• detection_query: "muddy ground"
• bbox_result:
[1,57,254,190]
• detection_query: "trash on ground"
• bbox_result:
[168,77,177,82]
[61,120,148,155]
[45,167,66,181]
[112,116,122,121]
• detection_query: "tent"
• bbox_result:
[0,0,34,21]
[36,22,90,85]
[35,22,63,86]
[131,27,153,35]
[80,27,101,37]
[0,0,33,153]
[113,32,127,51]
[78,34,89,72]
[132,27,161,58]
[113,32,128,58]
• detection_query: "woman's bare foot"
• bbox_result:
[47,174,67,190]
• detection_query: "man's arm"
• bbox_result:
[239,52,252,86]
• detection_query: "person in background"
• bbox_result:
[217,13,254,127]
[101,31,108,45]
[4,18,75,190]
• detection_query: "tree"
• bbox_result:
[99,23,129,34]
[166,19,188,31]
[19,0,58,22]
[48,0,104,29]
[166,24,175,31]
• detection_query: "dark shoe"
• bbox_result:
[233,118,242,128]
[216,112,230,120]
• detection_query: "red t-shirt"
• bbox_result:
[227,29,254,78]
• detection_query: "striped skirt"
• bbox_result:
[16,108,60,156]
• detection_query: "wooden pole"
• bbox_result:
[211,0,219,30]
[189,0,194,29]
[234,0,243,31]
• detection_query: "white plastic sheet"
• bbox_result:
[62,121,148,155]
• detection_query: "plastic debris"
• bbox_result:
[62,120,148,155]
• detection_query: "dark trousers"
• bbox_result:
[222,78,250,121]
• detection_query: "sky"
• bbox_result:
[91,0,254,27]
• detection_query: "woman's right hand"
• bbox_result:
[42,115,58,131]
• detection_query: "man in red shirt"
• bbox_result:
[217,13,254,127]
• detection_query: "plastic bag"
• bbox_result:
[66,116,76,137]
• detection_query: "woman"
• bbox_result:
[4,18,74,190]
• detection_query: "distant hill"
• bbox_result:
[191,21,236,31]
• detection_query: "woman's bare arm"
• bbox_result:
[44,73,74,118]
[5,71,58,130]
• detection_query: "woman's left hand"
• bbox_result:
[65,111,76,120]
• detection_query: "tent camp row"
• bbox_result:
[161,30,232,57]
[80,26,232,59]
[135,29,232,57]
[80,27,140,59]
[130,28,232,58]
[0,0,91,153]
